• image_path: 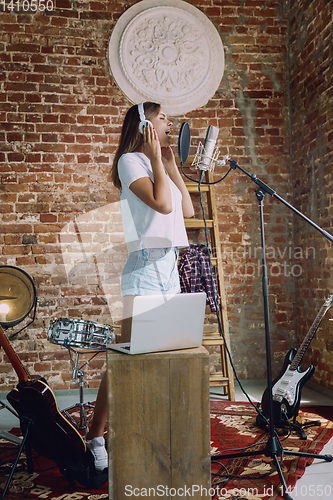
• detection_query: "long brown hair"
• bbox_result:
[110,102,161,190]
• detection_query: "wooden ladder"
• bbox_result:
[178,160,235,400]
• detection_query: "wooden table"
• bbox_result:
[107,346,211,499]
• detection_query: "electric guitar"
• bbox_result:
[261,292,333,422]
[0,325,86,468]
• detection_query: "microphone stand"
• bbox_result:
[212,160,333,500]
[228,160,333,243]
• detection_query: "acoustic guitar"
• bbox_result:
[0,325,86,469]
[260,292,333,422]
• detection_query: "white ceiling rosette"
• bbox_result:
[108,0,225,115]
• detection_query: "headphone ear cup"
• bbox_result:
[139,119,153,135]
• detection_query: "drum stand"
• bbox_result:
[61,346,105,432]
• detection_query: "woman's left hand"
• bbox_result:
[161,146,195,218]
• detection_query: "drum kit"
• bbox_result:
[48,317,116,431]
[0,265,118,433]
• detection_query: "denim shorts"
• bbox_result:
[121,247,180,296]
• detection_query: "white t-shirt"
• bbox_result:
[118,152,189,253]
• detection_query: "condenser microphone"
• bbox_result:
[192,125,219,173]
[178,123,231,185]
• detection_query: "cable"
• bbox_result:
[211,438,271,457]
[210,457,282,500]
[180,162,234,185]
[180,161,292,494]
[196,169,270,425]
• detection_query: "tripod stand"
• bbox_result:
[212,161,333,500]
[61,346,104,431]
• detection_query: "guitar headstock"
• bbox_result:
[324,292,333,308]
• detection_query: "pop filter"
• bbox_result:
[178,122,190,166]
[0,266,37,327]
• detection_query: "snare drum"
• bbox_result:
[48,318,115,349]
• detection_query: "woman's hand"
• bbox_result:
[142,124,162,163]
[161,147,195,219]
[132,124,172,214]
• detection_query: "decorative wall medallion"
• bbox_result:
[108,0,224,115]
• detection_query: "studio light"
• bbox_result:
[0,266,37,336]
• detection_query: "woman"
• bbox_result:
[85,102,194,472]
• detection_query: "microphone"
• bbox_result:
[192,125,219,172]
[178,123,230,184]
[191,126,230,176]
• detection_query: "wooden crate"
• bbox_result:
[107,346,211,499]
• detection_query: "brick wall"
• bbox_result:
[0,0,126,391]
[0,0,327,394]
[288,0,333,391]
[212,0,293,380]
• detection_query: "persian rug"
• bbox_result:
[0,401,332,500]
[210,401,333,500]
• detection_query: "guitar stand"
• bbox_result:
[256,406,322,440]
[61,346,104,432]
[288,417,322,440]
[212,162,333,500]
[1,414,80,499]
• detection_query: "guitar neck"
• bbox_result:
[290,296,333,370]
[0,326,29,382]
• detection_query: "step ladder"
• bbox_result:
[178,159,235,400]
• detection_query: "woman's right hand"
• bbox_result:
[130,123,172,214]
[142,124,162,163]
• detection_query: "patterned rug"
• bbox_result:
[210,401,333,500]
[0,401,332,500]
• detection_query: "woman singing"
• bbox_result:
[85,102,194,472]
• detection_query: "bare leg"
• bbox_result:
[86,370,108,440]
[86,295,136,439]
[85,372,108,472]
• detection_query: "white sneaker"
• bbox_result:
[85,436,108,473]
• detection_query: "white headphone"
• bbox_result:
[138,102,153,134]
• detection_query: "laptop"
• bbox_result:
[109,292,206,355]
